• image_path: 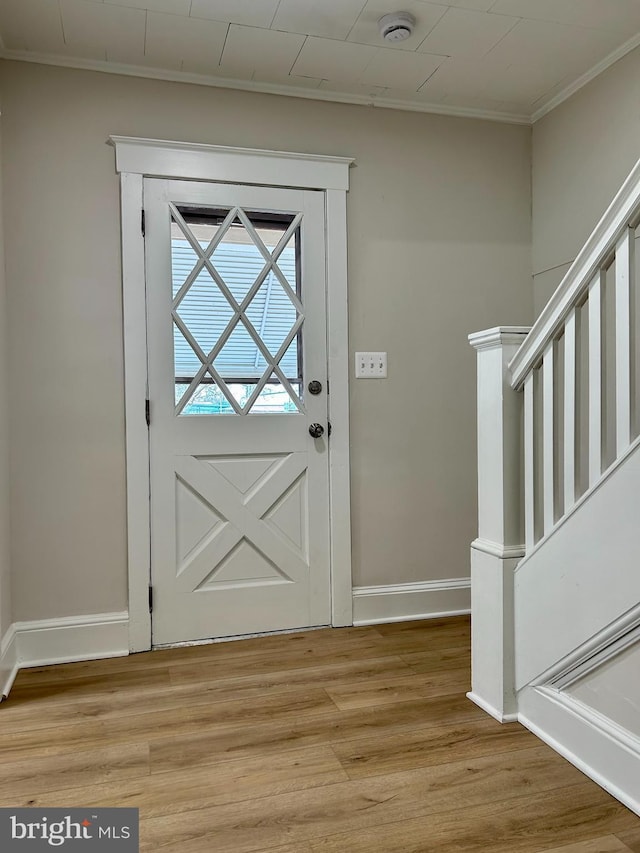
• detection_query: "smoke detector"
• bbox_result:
[378,12,416,42]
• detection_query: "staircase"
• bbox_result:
[469,158,640,816]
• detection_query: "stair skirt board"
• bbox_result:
[518,685,640,818]
[513,441,640,691]
[0,612,130,699]
[537,603,640,692]
[352,579,470,626]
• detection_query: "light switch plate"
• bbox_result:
[355,352,387,378]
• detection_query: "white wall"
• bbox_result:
[532,45,640,315]
[0,98,11,640]
[0,60,532,623]
[514,443,640,689]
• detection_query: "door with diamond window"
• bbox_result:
[144,179,330,645]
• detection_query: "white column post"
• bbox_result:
[468,326,530,723]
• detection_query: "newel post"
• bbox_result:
[467,326,530,722]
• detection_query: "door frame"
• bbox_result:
[110,136,354,652]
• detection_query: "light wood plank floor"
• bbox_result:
[1,616,639,852]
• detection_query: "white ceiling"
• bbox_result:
[1,0,639,123]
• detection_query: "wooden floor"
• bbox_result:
[1,616,639,852]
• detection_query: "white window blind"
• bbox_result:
[172,240,299,381]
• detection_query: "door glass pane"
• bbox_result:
[212,319,259,380]
[171,206,303,415]
[251,377,302,414]
[276,230,298,293]
[176,381,236,415]
[177,379,302,415]
[174,265,234,355]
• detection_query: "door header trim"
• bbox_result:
[108,136,354,191]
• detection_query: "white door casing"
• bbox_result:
[111,137,353,651]
[146,178,330,644]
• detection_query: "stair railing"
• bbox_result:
[511,159,640,552]
[468,156,640,723]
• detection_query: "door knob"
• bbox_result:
[308,380,322,395]
[308,423,325,438]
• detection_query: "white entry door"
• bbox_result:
[144,178,331,645]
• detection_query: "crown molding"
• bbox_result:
[532,30,640,123]
[5,29,639,128]
[0,49,532,126]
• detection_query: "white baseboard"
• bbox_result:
[352,578,470,626]
[0,611,130,698]
[466,690,519,723]
[518,685,640,817]
[15,611,130,669]
[0,624,18,698]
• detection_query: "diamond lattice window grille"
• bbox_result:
[170,204,304,416]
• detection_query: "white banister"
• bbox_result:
[542,342,555,534]
[524,372,535,552]
[588,271,603,487]
[508,158,639,548]
[468,326,530,722]
[563,308,577,513]
[615,227,633,454]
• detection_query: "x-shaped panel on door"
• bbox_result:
[174,452,309,593]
